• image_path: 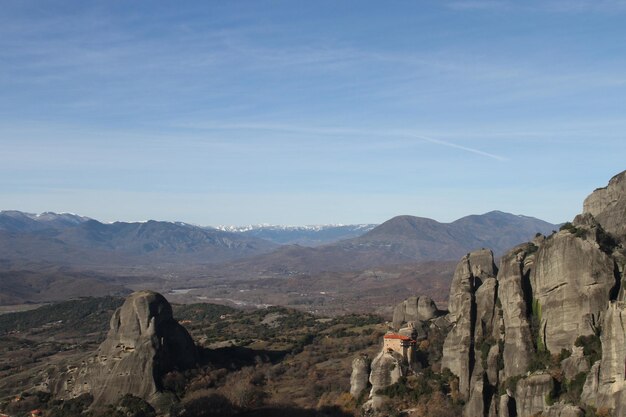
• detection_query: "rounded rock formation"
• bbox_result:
[54,290,197,407]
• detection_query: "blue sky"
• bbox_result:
[1,0,625,225]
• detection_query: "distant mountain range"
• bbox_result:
[0,210,559,304]
[0,210,277,268]
[0,210,558,271]
[215,224,378,246]
[215,211,559,277]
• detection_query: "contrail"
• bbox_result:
[183,122,508,161]
[405,134,508,161]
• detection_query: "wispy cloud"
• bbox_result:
[446,0,626,12]
[447,1,510,11]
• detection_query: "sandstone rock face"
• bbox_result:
[464,369,487,417]
[54,291,197,406]
[498,245,535,379]
[474,277,499,342]
[583,170,626,240]
[580,360,601,405]
[514,373,553,417]
[465,351,500,417]
[447,249,497,322]
[442,249,497,400]
[369,350,403,395]
[498,394,513,417]
[486,343,501,386]
[560,346,589,381]
[359,172,626,417]
[543,403,584,417]
[468,249,499,280]
[442,256,475,399]
[531,232,616,353]
[392,295,439,329]
[350,356,371,398]
[583,302,626,413]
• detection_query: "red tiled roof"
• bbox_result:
[383,333,411,341]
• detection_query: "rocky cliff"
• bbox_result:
[459,171,625,417]
[352,170,626,417]
[583,171,626,240]
[53,290,197,407]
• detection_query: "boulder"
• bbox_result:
[392,295,439,329]
[53,290,197,407]
[531,232,616,353]
[583,170,626,240]
[350,355,371,398]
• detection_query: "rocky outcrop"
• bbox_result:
[350,355,371,398]
[498,244,535,379]
[560,346,589,380]
[465,355,500,417]
[531,231,616,353]
[581,302,626,414]
[369,350,403,394]
[442,249,498,401]
[583,170,626,240]
[392,295,439,329]
[363,349,404,411]
[514,373,553,417]
[53,291,197,406]
[543,403,584,417]
[498,394,515,417]
[447,249,497,322]
[464,367,488,417]
[474,276,499,342]
[580,360,601,405]
[354,171,626,417]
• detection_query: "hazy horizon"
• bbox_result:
[1,207,561,229]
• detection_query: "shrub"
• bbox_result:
[558,348,571,362]
[528,349,552,372]
[526,243,539,254]
[114,394,156,417]
[530,299,545,352]
[503,376,522,395]
[178,391,236,417]
[47,393,94,417]
[575,334,602,364]
[596,226,618,254]
[560,222,588,239]
[562,371,588,403]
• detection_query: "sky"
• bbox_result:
[1,0,626,226]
